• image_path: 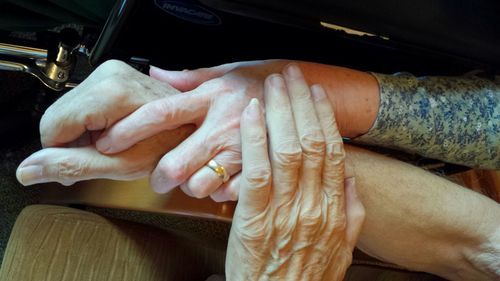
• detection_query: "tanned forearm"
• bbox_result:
[233,60,380,138]
[344,144,500,280]
[296,61,380,138]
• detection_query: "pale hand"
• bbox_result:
[16,60,193,186]
[95,60,292,200]
[227,65,365,280]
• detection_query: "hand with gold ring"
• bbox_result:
[206,159,230,183]
[95,60,296,200]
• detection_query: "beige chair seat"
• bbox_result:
[0,205,225,281]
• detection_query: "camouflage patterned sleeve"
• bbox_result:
[353,72,500,169]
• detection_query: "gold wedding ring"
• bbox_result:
[206,159,230,183]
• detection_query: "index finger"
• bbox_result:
[96,91,208,154]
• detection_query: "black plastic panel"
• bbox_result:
[99,0,498,75]
[204,0,500,68]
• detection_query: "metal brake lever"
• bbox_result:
[0,29,82,92]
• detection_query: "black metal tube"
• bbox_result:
[89,0,136,66]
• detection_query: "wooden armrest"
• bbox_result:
[38,169,498,223]
[40,179,236,222]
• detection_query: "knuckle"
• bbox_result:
[325,142,346,165]
[157,161,188,184]
[300,207,323,228]
[245,130,267,147]
[323,176,345,191]
[87,80,123,106]
[98,59,131,75]
[147,99,175,124]
[204,131,237,156]
[300,131,325,157]
[81,111,105,132]
[272,140,302,167]
[185,177,214,199]
[215,76,235,89]
[101,76,127,96]
[82,112,94,128]
[204,77,236,96]
[330,214,347,232]
[56,157,88,181]
[98,80,138,109]
[243,164,271,189]
[188,186,209,199]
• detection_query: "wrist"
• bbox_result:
[297,62,380,138]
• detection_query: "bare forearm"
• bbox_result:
[297,61,380,138]
[344,144,500,280]
[245,60,380,138]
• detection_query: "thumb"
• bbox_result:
[17,127,195,186]
[149,63,240,92]
[344,177,366,251]
[16,147,145,186]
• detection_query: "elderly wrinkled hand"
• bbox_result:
[94,60,291,200]
[16,60,193,186]
[227,69,365,280]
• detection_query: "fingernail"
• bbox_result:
[269,74,284,88]
[16,165,43,186]
[285,63,302,78]
[96,137,112,154]
[246,98,261,119]
[333,143,343,155]
[311,84,327,101]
